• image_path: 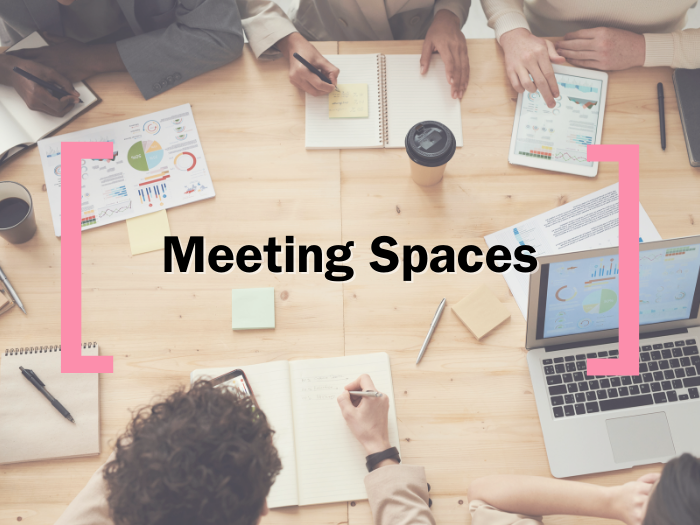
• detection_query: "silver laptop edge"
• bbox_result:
[525,235,700,478]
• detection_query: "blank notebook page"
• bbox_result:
[0,347,99,465]
[191,361,299,508]
[305,54,382,149]
[289,353,399,506]
[384,54,463,148]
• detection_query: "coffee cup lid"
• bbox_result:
[405,121,456,167]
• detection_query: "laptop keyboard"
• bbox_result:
[544,339,700,418]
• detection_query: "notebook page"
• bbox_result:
[0,104,30,155]
[289,353,400,506]
[384,54,463,148]
[305,54,382,149]
[0,346,99,464]
[1,32,98,143]
[191,361,299,508]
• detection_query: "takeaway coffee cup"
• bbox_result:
[405,121,456,186]
[0,181,37,244]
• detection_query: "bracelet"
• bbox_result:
[366,447,401,472]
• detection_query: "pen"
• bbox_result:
[349,390,383,397]
[12,66,83,103]
[292,53,340,92]
[0,263,26,314]
[416,298,447,365]
[657,82,666,150]
[19,366,75,423]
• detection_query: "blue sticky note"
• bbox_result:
[232,288,275,330]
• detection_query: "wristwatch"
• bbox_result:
[365,446,401,472]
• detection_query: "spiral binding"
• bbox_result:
[4,342,96,356]
[378,54,388,146]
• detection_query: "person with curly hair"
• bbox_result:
[56,380,281,525]
[55,373,433,525]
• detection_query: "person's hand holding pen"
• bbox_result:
[0,54,79,117]
[338,374,397,469]
[276,32,340,96]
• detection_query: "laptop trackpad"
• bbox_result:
[606,412,675,463]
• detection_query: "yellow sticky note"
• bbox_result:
[329,84,369,118]
[126,210,171,255]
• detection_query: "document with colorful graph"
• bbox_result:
[38,104,215,236]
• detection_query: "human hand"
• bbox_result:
[337,374,391,455]
[500,28,565,108]
[0,54,79,117]
[421,9,469,99]
[277,32,339,96]
[555,27,646,71]
[8,33,101,83]
[609,472,661,525]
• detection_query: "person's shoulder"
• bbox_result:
[469,499,544,525]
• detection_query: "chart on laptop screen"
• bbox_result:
[514,74,603,168]
[543,244,700,338]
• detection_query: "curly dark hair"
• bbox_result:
[643,453,700,525]
[103,380,282,525]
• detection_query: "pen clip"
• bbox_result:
[26,368,45,386]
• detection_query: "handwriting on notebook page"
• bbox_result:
[329,84,369,119]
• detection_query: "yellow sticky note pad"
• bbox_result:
[452,285,511,341]
[329,84,369,118]
[126,210,171,255]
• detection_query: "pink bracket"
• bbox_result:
[61,142,114,373]
[586,145,640,376]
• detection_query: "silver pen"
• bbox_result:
[349,390,383,398]
[416,298,446,364]
[0,263,25,314]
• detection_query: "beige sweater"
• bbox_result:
[480,0,700,68]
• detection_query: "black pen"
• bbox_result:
[292,53,339,92]
[20,366,75,423]
[657,82,666,150]
[12,66,83,103]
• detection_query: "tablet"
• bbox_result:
[508,65,608,177]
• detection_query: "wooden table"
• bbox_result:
[0,39,697,525]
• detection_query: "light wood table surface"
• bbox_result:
[0,38,698,525]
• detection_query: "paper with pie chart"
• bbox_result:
[38,103,215,236]
[541,244,700,339]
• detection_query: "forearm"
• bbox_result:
[480,0,529,42]
[468,475,618,520]
[0,54,18,86]
[644,29,700,69]
[85,44,126,75]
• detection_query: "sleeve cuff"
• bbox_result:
[643,33,675,67]
[365,464,428,492]
[491,12,530,43]
[434,0,471,28]
[243,20,298,59]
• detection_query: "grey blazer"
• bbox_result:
[0,0,244,99]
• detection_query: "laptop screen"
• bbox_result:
[536,243,700,340]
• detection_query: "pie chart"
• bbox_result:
[128,140,164,172]
[582,289,617,314]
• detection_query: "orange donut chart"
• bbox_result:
[174,151,197,171]
[555,285,578,302]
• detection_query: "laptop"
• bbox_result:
[526,235,700,478]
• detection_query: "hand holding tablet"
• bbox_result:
[508,64,609,177]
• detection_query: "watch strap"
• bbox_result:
[366,446,401,472]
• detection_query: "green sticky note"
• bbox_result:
[232,288,275,330]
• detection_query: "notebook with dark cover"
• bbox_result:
[673,68,700,167]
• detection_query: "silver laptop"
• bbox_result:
[526,235,700,478]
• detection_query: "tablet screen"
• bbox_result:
[514,73,603,168]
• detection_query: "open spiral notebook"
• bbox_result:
[0,343,100,464]
[306,54,464,149]
[192,352,400,508]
